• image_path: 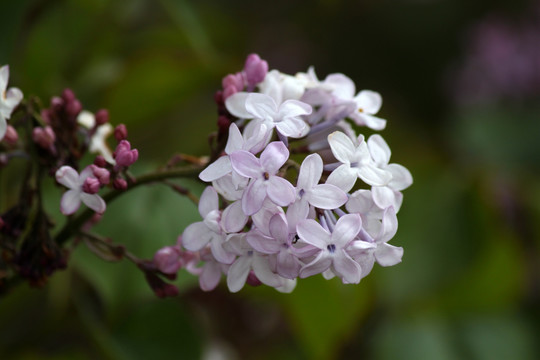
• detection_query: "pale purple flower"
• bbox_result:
[288,153,348,220]
[367,134,412,210]
[55,166,106,215]
[326,131,392,192]
[199,121,270,183]
[230,141,296,215]
[346,189,384,235]
[0,65,23,141]
[225,234,284,293]
[296,213,364,283]
[181,187,236,264]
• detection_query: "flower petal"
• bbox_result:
[266,176,296,207]
[309,184,347,209]
[60,190,81,215]
[210,237,235,264]
[221,200,248,233]
[55,166,80,189]
[332,214,362,247]
[328,131,355,164]
[268,213,289,243]
[230,150,262,179]
[333,250,362,284]
[367,134,391,166]
[245,93,278,120]
[0,117,6,141]
[242,179,267,215]
[387,163,413,191]
[377,206,398,243]
[296,219,329,249]
[252,255,283,288]
[275,116,309,138]
[182,222,213,251]
[199,156,231,182]
[80,193,106,214]
[276,251,300,279]
[247,230,280,254]
[346,189,374,214]
[326,164,358,192]
[355,90,382,114]
[297,153,323,190]
[278,99,312,118]
[260,141,289,175]
[372,186,397,210]
[227,256,252,292]
[357,165,392,187]
[375,243,403,266]
[299,252,332,278]
[225,92,251,118]
[199,186,219,218]
[199,261,222,291]
[0,65,8,92]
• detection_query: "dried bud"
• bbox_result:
[114,124,128,141]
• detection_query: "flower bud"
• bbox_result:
[153,246,182,274]
[113,178,128,191]
[95,109,109,126]
[93,155,107,168]
[3,125,18,145]
[244,53,268,86]
[90,165,110,185]
[114,140,138,167]
[222,72,244,92]
[222,85,237,100]
[65,99,82,118]
[51,97,64,113]
[62,88,76,103]
[114,124,128,141]
[32,126,56,149]
[82,177,100,194]
[246,271,262,286]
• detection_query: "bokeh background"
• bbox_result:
[1,0,539,359]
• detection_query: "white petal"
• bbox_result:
[222,201,248,233]
[377,206,398,243]
[252,255,283,288]
[260,141,289,174]
[55,166,80,189]
[296,219,329,249]
[0,117,6,141]
[199,156,231,182]
[346,189,375,214]
[199,186,219,218]
[77,110,96,129]
[325,73,356,99]
[375,243,403,266]
[333,250,362,284]
[242,179,267,216]
[60,190,81,215]
[266,176,296,207]
[182,222,213,251]
[355,90,382,114]
[372,186,397,210]
[357,165,392,187]
[225,92,251,118]
[210,237,235,264]
[245,93,278,120]
[80,193,106,214]
[199,261,222,291]
[275,117,309,138]
[224,123,243,154]
[0,65,8,92]
[328,131,355,164]
[387,163,413,191]
[367,134,391,166]
[297,153,323,190]
[332,214,362,247]
[227,256,252,292]
[357,114,386,131]
[326,164,358,192]
[278,99,312,118]
[308,184,348,209]
[299,252,332,278]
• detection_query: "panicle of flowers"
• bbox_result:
[154,54,413,293]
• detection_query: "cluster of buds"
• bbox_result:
[154,54,412,293]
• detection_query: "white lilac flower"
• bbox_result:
[326,131,392,192]
[55,166,106,215]
[367,134,413,210]
[0,65,23,141]
[77,110,115,164]
[230,141,296,215]
[181,187,236,264]
[296,213,365,284]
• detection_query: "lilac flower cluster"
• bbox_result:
[154,55,412,293]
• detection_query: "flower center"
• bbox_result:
[263,172,270,180]
[327,244,336,253]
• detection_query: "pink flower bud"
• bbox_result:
[51,97,64,112]
[244,53,268,86]
[90,165,110,185]
[32,126,56,149]
[222,72,244,91]
[95,109,109,126]
[214,90,224,106]
[114,124,128,141]
[65,99,82,118]
[113,178,128,191]
[3,125,18,145]
[82,177,100,194]
[153,246,182,274]
[246,271,262,287]
[114,140,138,167]
[222,85,238,100]
[62,88,76,103]
[93,155,107,167]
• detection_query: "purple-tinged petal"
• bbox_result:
[230,150,262,179]
[333,250,362,284]
[332,214,362,247]
[221,201,248,233]
[309,184,348,209]
[326,164,358,192]
[266,176,296,207]
[199,156,231,182]
[346,189,374,214]
[252,255,283,288]
[356,114,386,131]
[372,186,397,210]
[367,134,391,166]
[80,193,106,214]
[251,199,283,236]
[225,92,251,118]
[278,99,312,118]
[268,213,289,243]
[375,243,403,266]
[224,123,243,154]
[243,121,271,154]
[276,251,301,279]
[182,222,213,251]
[297,153,323,190]
[212,174,243,201]
[56,166,80,189]
[286,200,309,231]
[199,261,222,291]
[377,207,398,243]
[199,186,219,218]
[296,219,330,249]
[210,237,235,264]
[227,256,252,292]
[299,252,332,278]
[328,131,355,164]
[245,93,277,120]
[247,231,280,254]
[387,163,413,191]
[242,179,267,215]
[60,190,81,215]
[260,141,289,175]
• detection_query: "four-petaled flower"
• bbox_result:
[55,166,106,215]
[0,65,23,141]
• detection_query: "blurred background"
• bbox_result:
[1,0,539,359]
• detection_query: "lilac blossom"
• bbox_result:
[230,141,296,215]
[0,65,23,141]
[55,166,106,215]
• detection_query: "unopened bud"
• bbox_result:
[51,97,64,112]
[246,271,262,286]
[244,53,268,86]
[32,126,56,149]
[82,177,100,194]
[3,125,18,145]
[113,178,128,191]
[90,165,110,185]
[153,246,182,274]
[222,85,238,100]
[65,99,82,118]
[214,90,224,106]
[62,88,76,103]
[95,109,109,126]
[222,72,244,92]
[93,155,107,167]
[114,140,138,167]
[114,124,128,141]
